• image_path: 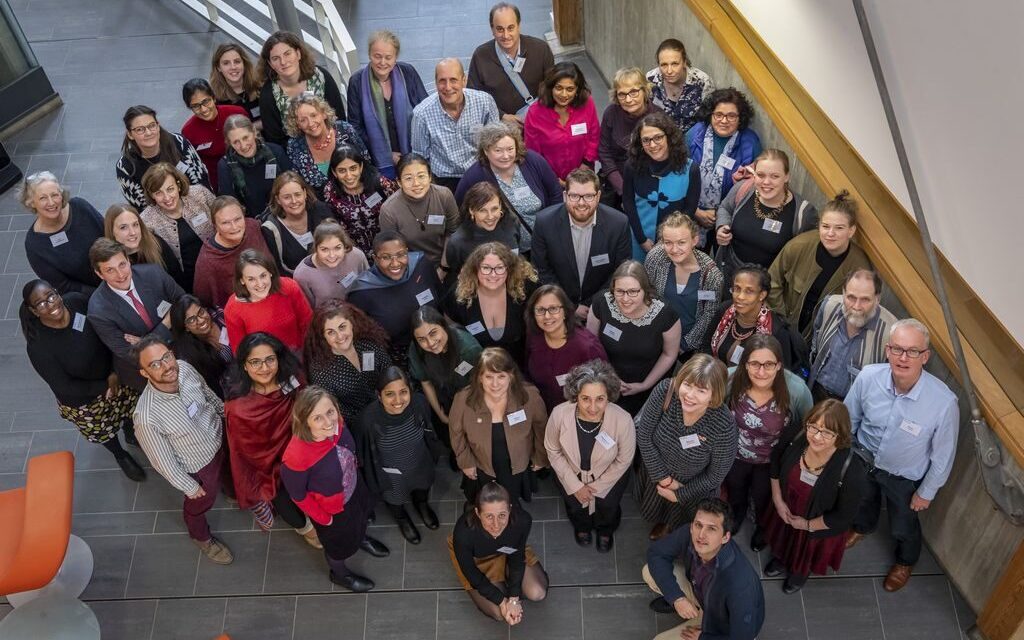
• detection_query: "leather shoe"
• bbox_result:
[414,501,439,529]
[883,564,913,592]
[397,515,421,544]
[649,523,669,541]
[763,557,786,578]
[845,530,866,549]
[596,534,613,553]
[359,535,390,558]
[649,596,674,614]
[574,530,592,547]
[331,571,374,592]
[782,573,808,594]
[750,528,767,553]
[115,452,146,482]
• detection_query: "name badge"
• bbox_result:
[196,142,213,151]
[50,231,69,247]
[341,271,358,288]
[175,161,190,174]
[72,313,87,332]
[192,212,210,227]
[281,375,300,395]
[899,420,922,437]
[187,402,199,418]
[265,164,278,180]
[762,218,782,234]
[507,409,527,425]
[455,361,474,376]
[466,321,485,335]
[679,433,701,449]
[156,300,171,317]
[415,289,434,306]
[513,186,534,201]
[497,546,518,555]
[511,248,519,255]
[219,326,229,345]
[250,106,261,118]
[716,155,736,170]
[729,344,744,364]
[697,290,716,302]
[297,231,313,248]
[596,432,616,450]
[361,351,375,372]
[427,214,445,226]
[799,468,819,486]
[364,192,383,208]
[590,253,610,266]
[556,373,568,387]
[513,56,526,73]
[382,467,402,475]
[602,324,622,341]
[570,122,588,136]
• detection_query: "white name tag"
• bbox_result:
[382,467,402,475]
[361,351,375,372]
[513,186,534,201]
[697,290,716,302]
[762,218,782,234]
[590,253,610,266]
[596,432,616,449]
[427,214,445,226]
[156,300,171,317]
[555,373,568,387]
[297,231,313,248]
[187,402,199,418]
[265,164,278,180]
[250,106,261,118]
[281,375,300,395]
[507,409,527,425]
[455,361,474,376]
[49,231,69,247]
[716,155,736,170]
[799,468,819,486]
[679,433,701,449]
[570,122,588,136]
[602,324,622,341]
[196,142,213,151]
[72,313,87,332]
[729,344,744,364]
[899,420,922,437]
[497,546,518,555]
[466,321,485,335]
[364,192,383,208]
[219,326,229,345]
[341,271,358,287]
[192,212,210,227]
[415,289,434,306]
[175,161,190,174]
[511,248,519,255]
[513,56,526,73]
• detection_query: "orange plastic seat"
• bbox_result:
[0,451,74,595]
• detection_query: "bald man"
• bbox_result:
[411,57,500,192]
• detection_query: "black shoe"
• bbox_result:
[414,501,439,529]
[397,515,421,544]
[574,530,592,547]
[750,528,767,553]
[360,535,390,558]
[764,557,786,578]
[649,596,674,614]
[782,573,808,594]
[367,509,376,525]
[596,534,613,553]
[123,430,140,447]
[115,452,146,482]
[331,571,374,592]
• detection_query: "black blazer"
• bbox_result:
[530,203,631,306]
[259,65,347,146]
[87,263,186,391]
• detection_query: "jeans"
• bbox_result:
[852,468,922,565]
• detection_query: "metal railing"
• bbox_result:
[177,0,359,91]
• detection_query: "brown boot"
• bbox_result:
[883,564,913,592]
[845,530,866,549]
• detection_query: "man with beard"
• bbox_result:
[807,269,896,402]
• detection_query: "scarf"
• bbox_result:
[361,66,411,174]
[698,126,738,209]
[349,250,426,293]
[273,67,326,118]
[710,303,772,357]
[225,385,301,508]
[282,427,340,472]
[224,142,278,205]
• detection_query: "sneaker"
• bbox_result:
[195,536,234,565]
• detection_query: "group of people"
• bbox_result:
[17,2,961,637]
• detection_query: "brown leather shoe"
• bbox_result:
[845,531,866,549]
[883,564,913,592]
[649,523,669,541]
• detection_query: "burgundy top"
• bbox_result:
[192,218,271,309]
[526,329,608,410]
[732,393,787,465]
[182,104,249,187]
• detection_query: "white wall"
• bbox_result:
[732,0,1024,347]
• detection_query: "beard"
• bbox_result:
[843,306,872,329]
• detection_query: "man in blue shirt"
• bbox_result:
[844,318,959,592]
[643,498,764,640]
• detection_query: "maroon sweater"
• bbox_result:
[193,218,271,309]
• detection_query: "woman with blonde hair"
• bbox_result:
[284,94,367,195]
[209,43,263,123]
[104,203,186,290]
[598,67,657,207]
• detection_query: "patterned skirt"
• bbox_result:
[634,462,707,532]
[57,386,139,444]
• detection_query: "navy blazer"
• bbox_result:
[87,263,186,391]
[530,203,631,306]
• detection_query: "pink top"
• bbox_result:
[182,104,248,187]
[523,97,600,181]
[224,276,313,354]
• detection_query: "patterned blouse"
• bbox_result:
[322,176,399,255]
[646,66,716,133]
[286,120,369,194]
[115,133,209,209]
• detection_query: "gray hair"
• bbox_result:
[19,171,70,211]
[890,318,930,348]
[562,359,622,403]
[475,121,525,164]
[223,113,257,141]
[367,30,401,56]
[283,93,337,138]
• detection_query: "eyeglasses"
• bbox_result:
[566,192,598,203]
[146,351,176,371]
[887,344,927,359]
[377,250,409,263]
[533,305,564,317]
[245,354,278,370]
[806,425,838,441]
[615,88,642,101]
[711,112,740,123]
[640,133,666,146]
[129,122,160,136]
[184,308,209,326]
[612,288,642,299]
[189,97,215,112]
[479,264,507,276]
[745,360,779,372]
[31,292,60,310]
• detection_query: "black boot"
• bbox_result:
[120,420,140,447]
[413,500,439,530]
[394,507,421,544]
[103,438,146,482]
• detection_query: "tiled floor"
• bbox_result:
[0,0,975,638]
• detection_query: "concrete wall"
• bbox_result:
[583,0,1024,612]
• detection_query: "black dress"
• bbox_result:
[356,394,436,506]
[307,339,392,424]
[443,287,533,370]
[130,234,189,293]
[468,421,532,504]
[260,201,333,274]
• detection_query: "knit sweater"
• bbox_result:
[192,219,272,310]
[224,276,313,353]
[644,246,723,352]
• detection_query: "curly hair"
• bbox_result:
[304,299,390,367]
[627,111,688,174]
[476,122,526,166]
[562,359,622,403]
[454,242,537,306]
[697,87,754,130]
[283,93,337,138]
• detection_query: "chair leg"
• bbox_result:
[0,593,100,640]
[6,535,94,607]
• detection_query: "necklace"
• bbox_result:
[730,320,756,341]
[753,191,787,221]
[801,447,827,473]
[311,127,335,151]
[575,413,603,434]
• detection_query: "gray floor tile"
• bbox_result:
[520,495,560,521]
[125,533,201,598]
[26,428,78,459]
[759,579,808,639]
[0,603,10,620]
[89,599,157,640]
[510,586,582,640]
[151,597,226,640]
[614,517,654,584]
[0,432,31,472]
[293,593,367,637]
[72,469,140,513]
[437,589,510,640]
[11,407,74,432]
[365,591,438,640]
[581,584,657,640]
[263,527,334,594]
[802,577,884,640]
[73,511,156,536]
[194,529,271,596]
[134,472,194,511]
[876,575,962,640]
[403,523,463,590]
[543,519,617,585]
[154,505,256,534]
[343,524,407,591]
[82,534,136,599]
[222,595,297,640]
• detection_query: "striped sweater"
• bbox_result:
[808,295,897,396]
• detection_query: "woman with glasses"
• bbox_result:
[104,203,187,292]
[586,260,680,416]
[598,67,658,207]
[193,196,272,310]
[224,249,313,354]
[181,78,249,187]
[116,105,209,209]
[526,284,608,411]
[722,334,812,548]
[225,332,321,548]
[20,279,145,481]
[445,182,524,284]
[762,399,867,593]
[322,144,399,256]
[408,306,483,433]
[380,153,460,270]
[622,112,701,261]
[170,295,233,399]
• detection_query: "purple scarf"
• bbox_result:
[360,66,411,176]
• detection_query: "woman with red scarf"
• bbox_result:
[225,332,319,547]
[281,385,390,592]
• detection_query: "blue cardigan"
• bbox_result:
[647,525,765,640]
[454,150,563,212]
[346,62,429,178]
[687,123,762,203]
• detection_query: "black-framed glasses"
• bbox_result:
[711,112,739,122]
[184,308,210,326]
[745,360,779,372]
[612,288,642,299]
[533,305,564,317]
[129,122,160,135]
[806,425,837,441]
[615,88,641,101]
[887,344,927,359]
[189,97,215,112]
[31,292,60,310]
[479,264,507,276]
[146,351,176,371]
[640,133,666,146]
[566,193,598,203]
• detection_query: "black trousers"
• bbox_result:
[558,471,630,536]
[853,468,923,566]
[385,489,430,517]
[723,459,771,535]
[273,478,309,529]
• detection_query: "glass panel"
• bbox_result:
[0,0,37,86]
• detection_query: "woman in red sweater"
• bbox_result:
[224,249,313,353]
[193,196,271,309]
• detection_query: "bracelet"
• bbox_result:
[806,520,812,532]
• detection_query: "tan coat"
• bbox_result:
[544,401,636,498]
[140,186,216,264]
[448,384,549,476]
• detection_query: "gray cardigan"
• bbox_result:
[644,246,724,352]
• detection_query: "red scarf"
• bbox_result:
[224,386,301,508]
[709,303,772,357]
[282,422,344,471]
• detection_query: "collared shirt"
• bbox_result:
[688,544,717,607]
[569,213,597,285]
[411,88,499,178]
[133,360,224,495]
[844,363,959,500]
[816,310,880,396]
[647,66,716,133]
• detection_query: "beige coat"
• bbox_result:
[544,401,635,498]
[448,384,549,476]
[140,186,216,264]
